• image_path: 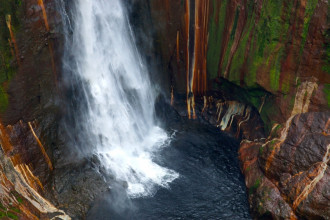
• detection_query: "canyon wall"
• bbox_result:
[0,0,75,218]
[141,0,329,219]
[0,0,329,219]
[147,0,329,131]
[0,1,112,218]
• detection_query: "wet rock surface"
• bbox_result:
[0,0,329,219]
[51,155,111,219]
[240,112,330,219]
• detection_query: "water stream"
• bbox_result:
[59,0,251,219]
[60,0,178,198]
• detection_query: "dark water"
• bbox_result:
[87,120,251,220]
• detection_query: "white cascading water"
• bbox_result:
[64,0,178,197]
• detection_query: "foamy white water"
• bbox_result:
[62,0,178,197]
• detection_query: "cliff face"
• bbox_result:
[0,1,112,218]
[0,0,329,219]
[148,0,329,131]
[144,0,329,219]
[0,0,71,219]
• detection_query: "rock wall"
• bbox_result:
[0,0,329,219]
[145,0,330,219]
[148,0,329,132]
[0,0,71,218]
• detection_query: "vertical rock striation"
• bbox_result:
[146,0,329,218]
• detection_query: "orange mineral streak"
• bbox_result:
[192,0,209,95]
[265,116,295,173]
[170,86,174,106]
[0,122,69,218]
[16,164,44,192]
[290,212,298,220]
[0,121,44,193]
[292,144,330,210]
[10,154,22,167]
[37,0,50,31]
[186,0,209,119]
[185,0,192,119]
[8,39,15,60]
[37,0,58,87]
[243,157,257,171]
[5,15,20,66]
[0,122,13,154]
[19,205,39,220]
[28,122,53,171]
[176,30,180,63]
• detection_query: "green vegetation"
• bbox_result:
[300,0,319,55]
[273,124,282,136]
[259,146,264,155]
[245,0,290,91]
[207,0,228,79]
[206,0,294,131]
[0,0,22,113]
[221,7,240,78]
[0,201,20,220]
[249,177,261,194]
[322,27,330,73]
[0,86,8,112]
[259,100,278,134]
[324,84,330,107]
[6,211,18,220]
[12,191,23,204]
[204,0,323,135]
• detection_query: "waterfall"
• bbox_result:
[59,0,178,197]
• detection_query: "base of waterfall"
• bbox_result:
[96,126,179,198]
[86,118,251,219]
[49,98,251,219]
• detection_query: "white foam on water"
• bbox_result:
[66,0,178,197]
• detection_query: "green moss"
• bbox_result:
[296,77,301,87]
[0,86,8,112]
[268,140,278,151]
[322,28,330,73]
[6,211,18,220]
[0,211,6,218]
[300,0,319,55]
[230,9,239,41]
[9,207,20,213]
[259,100,278,134]
[207,0,228,79]
[245,89,267,110]
[0,0,22,113]
[324,84,330,107]
[274,124,282,134]
[229,20,253,84]
[221,8,240,77]
[0,201,20,219]
[269,46,284,92]
[249,177,261,194]
[259,146,264,155]
[0,202,5,211]
[12,192,23,204]
[242,0,292,92]
[245,55,262,87]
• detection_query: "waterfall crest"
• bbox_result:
[59,0,178,197]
